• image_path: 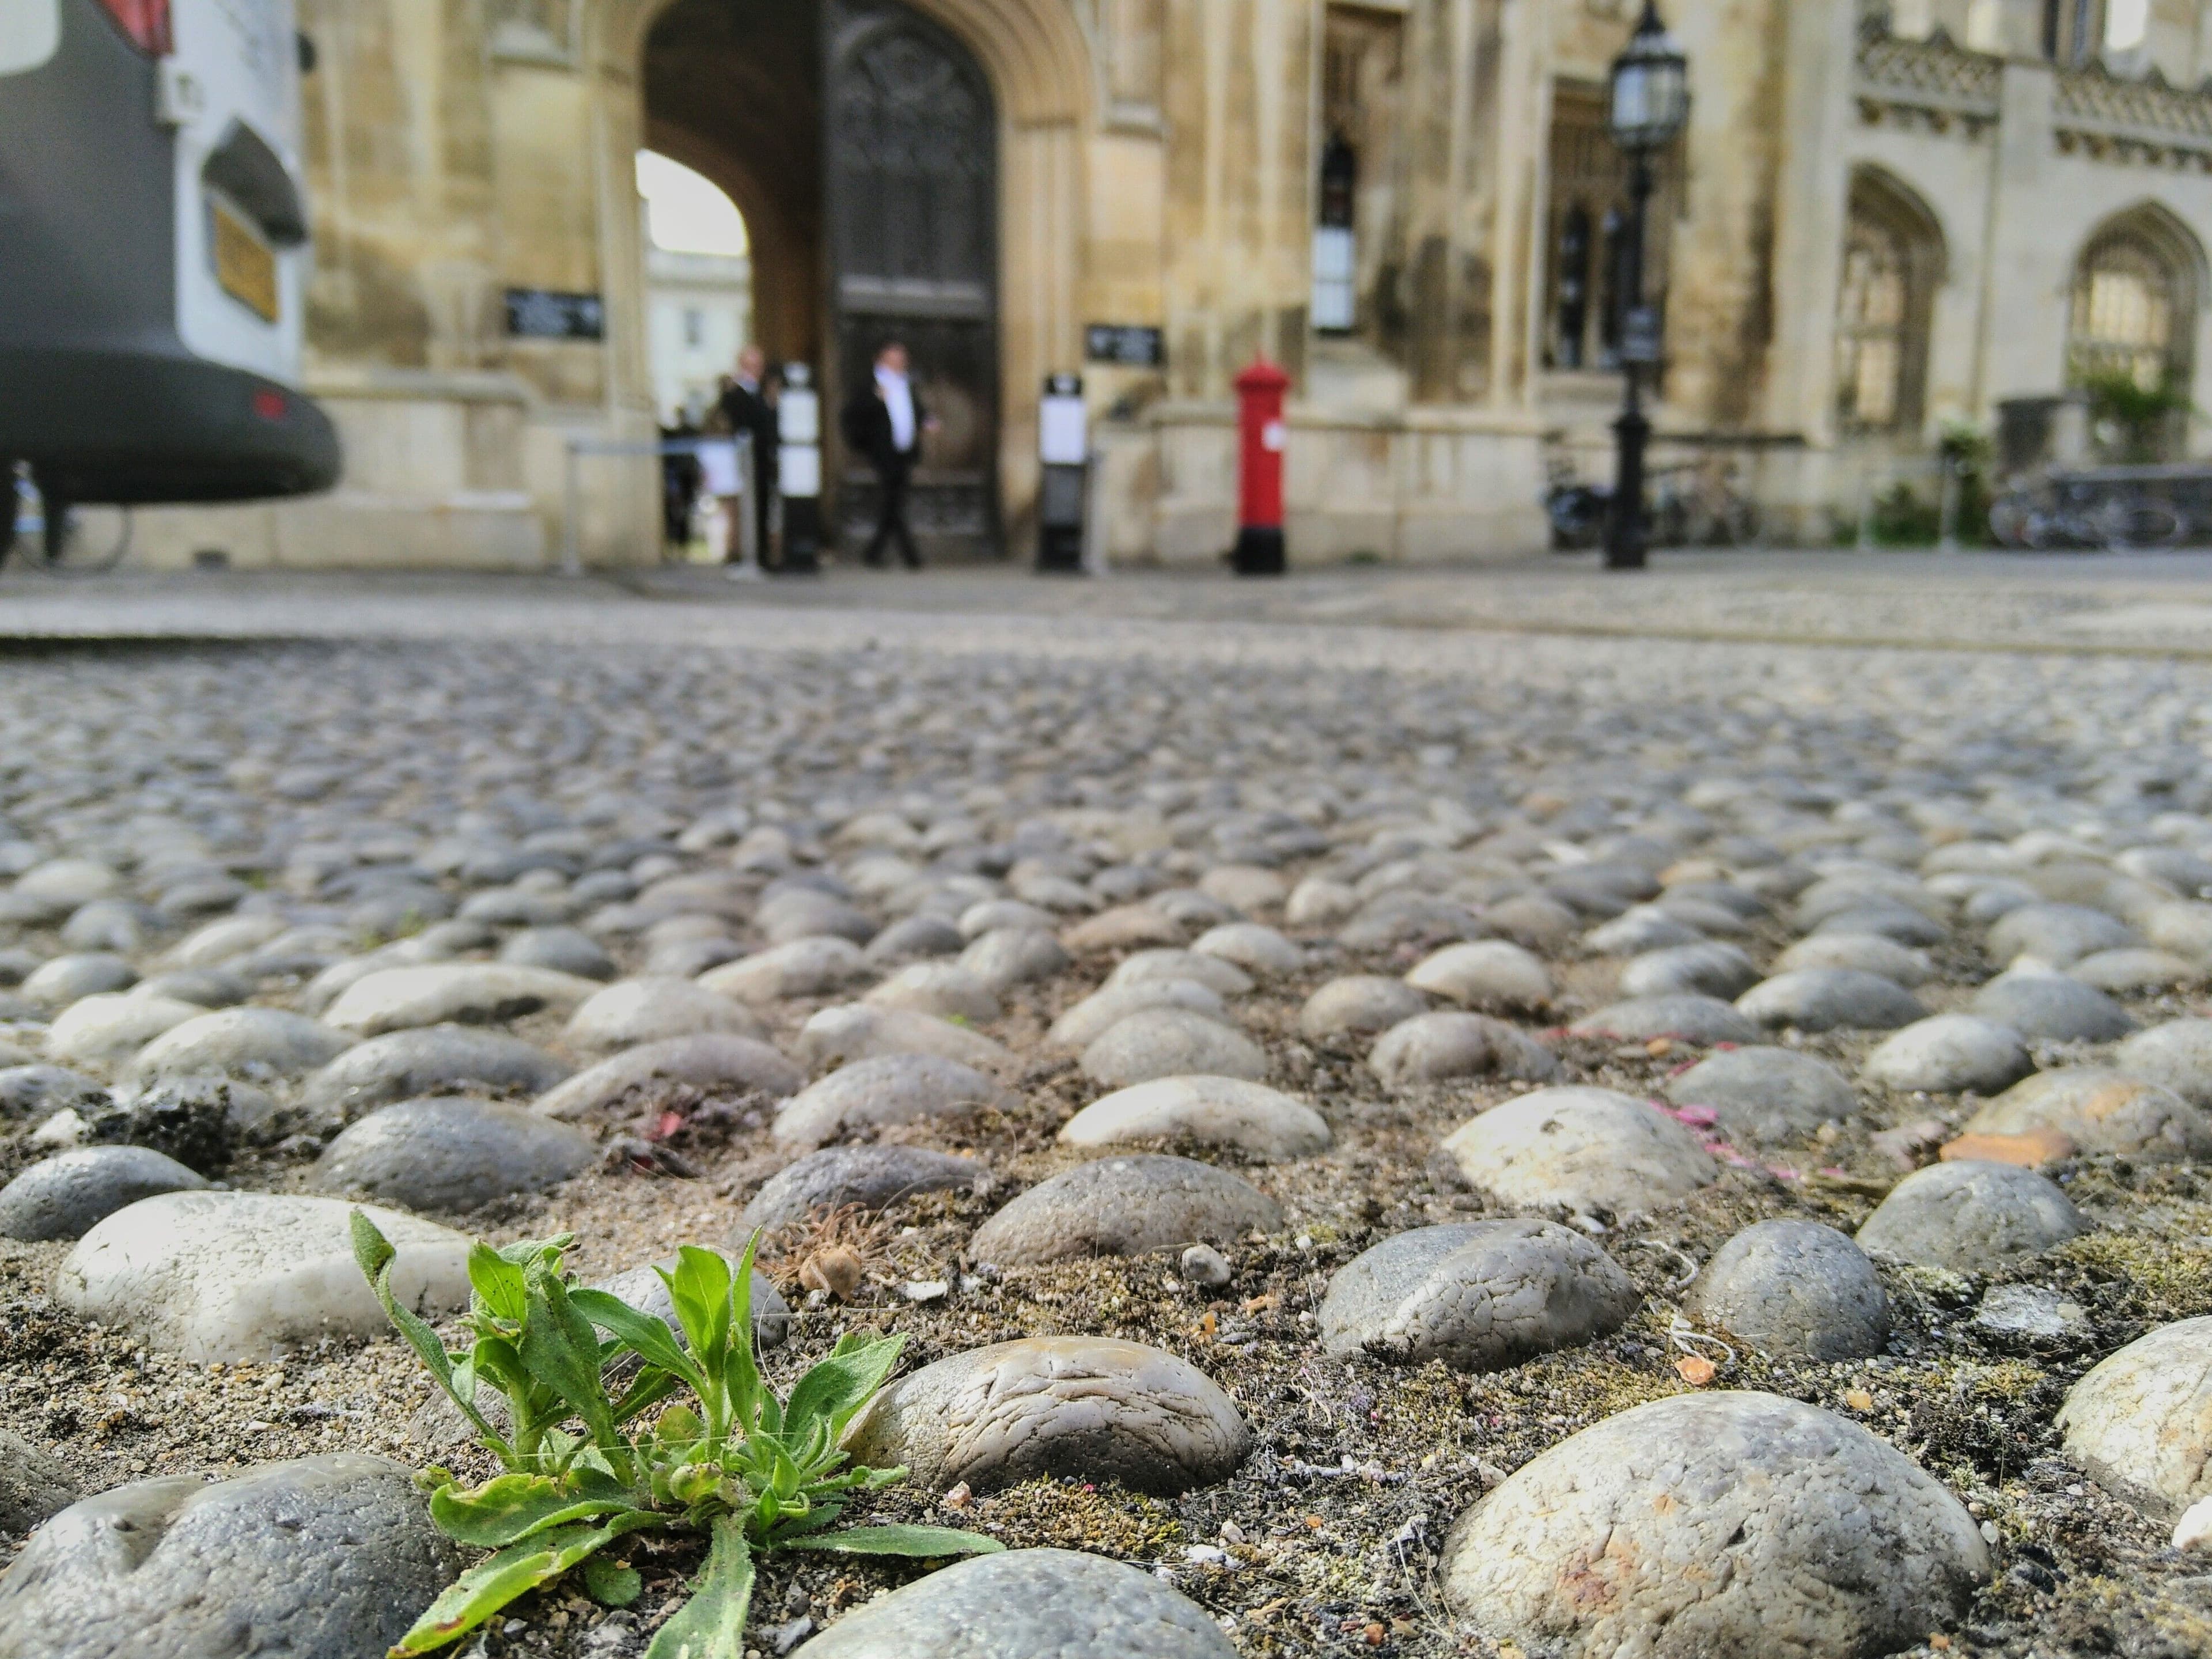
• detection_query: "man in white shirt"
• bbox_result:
[841,340,934,568]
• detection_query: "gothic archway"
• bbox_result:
[1834,165,1946,435]
[604,0,1091,547]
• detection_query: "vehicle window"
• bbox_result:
[0,0,60,76]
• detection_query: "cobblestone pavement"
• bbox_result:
[0,557,2210,1658]
[6,546,2212,658]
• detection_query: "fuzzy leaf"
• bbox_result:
[569,1287,705,1395]
[465,1242,527,1326]
[662,1247,733,1380]
[783,1331,906,1446]
[582,1554,642,1608]
[351,1210,504,1452]
[518,1259,618,1450]
[783,1524,1005,1558]
[644,1513,755,1659]
[426,1471,638,1548]
[388,1513,657,1655]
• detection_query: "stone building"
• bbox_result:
[136,0,2212,568]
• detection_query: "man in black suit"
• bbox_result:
[716,346,779,567]
[841,340,934,569]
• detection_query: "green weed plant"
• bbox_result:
[350,1213,999,1659]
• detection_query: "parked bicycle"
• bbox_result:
[1543,456,1759,552]
[1987,465,2202,551]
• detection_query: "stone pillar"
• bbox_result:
[1975,59,2064,410]
[1760,0,1858,449]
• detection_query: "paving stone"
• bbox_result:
[55,1191,471,1362]
[1969,969,2136,1044]
[772,1054,1014,1149]
[1988,902,2139,967]
[1105,949,1253,998]
[1297,975,1430,1044]
[323,963,601,1036]
[1863,1014,2035,1096]
[958,926,1071,991]
[311,1097,596,1211]
[0,1145,211,1241]
[800,1547,1238,1658]
[2113,1018,2212,1108]
[1441,1086,1717,1216]
[302,1025,571,1123]
[2073,947,2200,993]
[1736,967,1925,1033]
[1661,1046,1858,1145]
[969,1154,1282,1266]
[1050,978,1232,1050]
[1441,1392,1988,1656]
[1962,1067,2212,1161]
[1775,931,1937,986]
[0,1065,107,1120]
[843,1336,1249,1496]
[739,1143,988,1233]
[44,993,207,1068]
[564,976,766,1051]
[1404,940,1554,1011]
[1190,921,1304,978]
[1080,1006,1267,1088]
[497,925,618,980]
[1586,906,1705,955]
[1368,1011,1559,1089]
[2058,1316,2212,1521]
[21,953,137,1008]
[1617,941,1760,1001]
[1319,1219,1638,1370]
[1060,1075,1331,1161]
[1567,994,1761,1047]
[793,1003,1016,1076]
[128,1007,354,1085]
[0,1429,78,1538]
[1855,1160,2085,1271]
[864,961,1003,1022]
[1685,1219,1891,1361]
[699,937,869,1002]
[533,1033,803,1120]
[0,1453,461,1659]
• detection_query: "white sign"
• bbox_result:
[1262,420,1287,453]
[1039,395,1088,467]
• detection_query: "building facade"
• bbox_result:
[129,0,2212,569]
[646,244,753,428]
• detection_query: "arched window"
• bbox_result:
[1833,168,1944,434]
[2068,221,2192,391]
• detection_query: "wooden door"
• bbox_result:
[824,0,998,558]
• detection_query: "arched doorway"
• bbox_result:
[825,2,998,558]
[641,0,999,560]
[1833,166,1946,438]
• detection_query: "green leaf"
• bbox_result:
[783,1524,1005,1558]
[517,1258,619,1452]
[783,1331,907,1445]
[426,1472,636,1548]
[350,1210,505,1453]
[467,1242,527,1326]
[389,1513,657,1655]
[569,1287,706,1395]
[645,1513,755,1659]
[662,1247,733,1378]
[582,1554,642,1608]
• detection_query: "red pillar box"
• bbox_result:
[1233,357,1291,575]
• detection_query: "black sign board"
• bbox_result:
[1619,305,1662,366]
[506,288,605,341]
[1085,323,1165,368]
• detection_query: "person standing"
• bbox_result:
[717,346,779,569]
[842,340,934,569]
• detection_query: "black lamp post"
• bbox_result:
[1605,1,1690,570]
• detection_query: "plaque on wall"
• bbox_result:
[1085,324,1165,368]
[505,289,605,340]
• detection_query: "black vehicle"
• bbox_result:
[0,0,339,559]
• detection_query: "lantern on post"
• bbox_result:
[1233,357,1291,576]
[1604,1,1690,571]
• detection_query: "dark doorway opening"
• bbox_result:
[643,0,1002,562]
